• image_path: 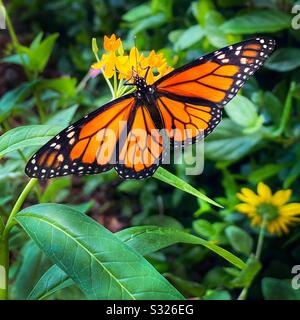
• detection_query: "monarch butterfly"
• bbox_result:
[25,37,276,180]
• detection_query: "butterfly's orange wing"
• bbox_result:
[25,94,135,179]
[154,37,276,146]
[115,103,166,179]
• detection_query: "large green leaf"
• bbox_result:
[154,167,222,207]
[222,10,290,34]
[29,224,245,300]
[0,125,63,158]
[265,48,300,72]
[117,226,245,269]
[16,204,184,300]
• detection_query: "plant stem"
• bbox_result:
[238,218,266,300]
[0,0,30,79]
[76,71,91,93]
[0,178,37,300]
[0,0,19,48]
[272,82,296,137]
[255,218,267,260]
[101,70,115,99]
[34,93,46,123]
[113,70,118,99]
[2,178,37,241]
[0,238,9,300]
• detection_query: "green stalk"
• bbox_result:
[0,178,37,300]
[76,71,91,93]
[0,0,19,48]
[102,71,115,99]
[272,82,296,137]
[238,218,266,300]
[0,1,30,79]
[0,238,9,300]
[34,93,46,123]
[255,218,266,260]
[113,70,118,99]
[2,178,37,240]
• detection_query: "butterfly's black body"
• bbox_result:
[25,37,276,180]
[133,75,164,130]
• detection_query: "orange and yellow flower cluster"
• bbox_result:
[91,34,173,84]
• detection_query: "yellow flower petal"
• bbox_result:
[251,215,262,226]
[237,188,261,205]
[235,203,256,214]
[267,220,277,234]
[279,203,300,216]
[91,61,105,69]
[257,182,272,202]
[271,189,292,206]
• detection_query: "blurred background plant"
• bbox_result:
[0,0,300,300]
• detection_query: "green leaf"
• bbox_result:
[0,81,37,122]
[46,105,78,127]
[193,220,215,238]
[16,204,184,300]
[30,33,59,73]
[27,265,74,300]
[40,178,71,203]
[284,162,300,188]
[117,180,145,194]
[192,0,215,26]
[154,167,222,207]
[248,164,286,184]
[204,289,231,300]
[205,11,229,48]
[174,25,205,51]
[262,277,300,300]
[0,125,63,159]
[0,54,29,66]
[13,241,52,299]
[122,4,152,22]
[132,13,166,34]
[143,215,183,230]
[28,224,246,300]
[230,257,261,288]
[225,226,253,256]
[165,273,205,298]
[117,226,246,269]
[66,201,95,215]
[265,48,300,72]
[225,95,260,129]
[222,10,291,34]
[205,119,262,162]
[36,77,77,98]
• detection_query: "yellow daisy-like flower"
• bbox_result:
[236,182,300,236]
